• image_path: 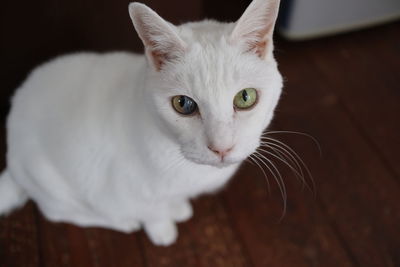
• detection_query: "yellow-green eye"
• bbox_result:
[172,95,198,115]
[234,88,258,110]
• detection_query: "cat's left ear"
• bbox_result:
[128,3,186,71]
[230,0,281,60]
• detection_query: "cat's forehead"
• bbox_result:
[161,21,273,102]
[174,23,249,81]
[178,20,235,45]
[178,20,269,75]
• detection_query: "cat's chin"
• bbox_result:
[185,156,244,169]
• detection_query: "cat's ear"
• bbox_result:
[128,3,186,71]
[230,0,281,60]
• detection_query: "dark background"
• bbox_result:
[1,0,399,266]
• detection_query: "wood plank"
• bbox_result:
[66,225,95,267]
[84,228,145,267]
[303,22,400,178]
[142,196,250,267]
[222,159,355,267]
[273,38,400,266]
[37,216,80,267]
[189,196,250,267]
[0,203,40,267]
[37,214,146,267]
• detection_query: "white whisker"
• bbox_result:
[261,136,316,196]
[263,130,322,156]
[248,154,271,194]
[260,141,304,180]
[253,152,287,219]
[257,147,303,179]
[257,147,313,193]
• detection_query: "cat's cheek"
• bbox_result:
[237,143,260,161]
[174,120,206,154]
[157,109,191,138]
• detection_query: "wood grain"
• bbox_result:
[304,23,400,179]
[275,36,400,266]
[141,196,250,267]
[0,204,40,267]
[222,161,354,267]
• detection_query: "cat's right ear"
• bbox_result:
[230,0,281,60]
[128,3,186,71]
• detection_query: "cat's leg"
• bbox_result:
[0,170,28,215]
[169,199,193,223]
[143,220,177,246]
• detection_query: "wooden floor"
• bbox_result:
[1,22,399,267]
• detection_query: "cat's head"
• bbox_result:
[129,0,283,167]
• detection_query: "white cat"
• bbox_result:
[0,0,283,246]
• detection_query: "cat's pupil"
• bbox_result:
[179,96,186,107]
[242,90,249,102]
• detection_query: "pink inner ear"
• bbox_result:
[256,40,268,58]
[230,0,280,59]
[146,37,166,71]
[146,34,186,71]
[246,40,268,59]
[142,28,186,71]
[130,3,186,71]
[150,49,173,71]
[150,50,164,71]
[230,20,274,59]
[148,42,182,71]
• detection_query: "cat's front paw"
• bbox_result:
[170,200,193,223]
[144,220,178,246]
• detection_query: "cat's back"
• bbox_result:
[9,51,144,127]
[7,51,145,163]
[11,51,143,109]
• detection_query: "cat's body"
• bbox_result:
[5,51,238,229]
[0,0,282,245]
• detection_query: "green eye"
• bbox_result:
[233,88,258,109]
[172,95,198,115]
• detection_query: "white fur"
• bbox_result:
[0,0,282,246]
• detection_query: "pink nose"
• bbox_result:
[208,145,234,158]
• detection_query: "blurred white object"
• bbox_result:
[278,0,400,40]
